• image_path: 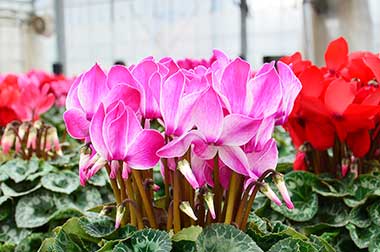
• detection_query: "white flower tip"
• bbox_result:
[180,201,198,221]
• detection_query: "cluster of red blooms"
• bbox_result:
[281,37,380,176]
[0,70,72,127]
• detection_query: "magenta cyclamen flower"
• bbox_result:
[64,64,141,141]
[80,101,164,184]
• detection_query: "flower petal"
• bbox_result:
[324,79,355,115]
[220,58,250,113]
[218,114,261,146]
[246,138,278,177]
[89,103,108,158]
[78,64,107,117]
[324,37,349,72]
[107,65,138,89]
[63,108,90,140]
[160,71,185,135]
[193,87,223,142]
[248,62,282,118]
[156,131,206,158]
[126,129,164,169]
[218,146,249,176]
[103,84,141,112]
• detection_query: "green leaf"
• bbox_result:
[88,169,108,187]
[313,178,351,198]
[131,229,172,252]
[41,170,80,194]
[37,238,55,252]
[15,189,57,228]
[346,223,380,249]
[0,242,16,252]
[368,201,380,226]
[53,186,103,213]
[172,225,202,242]
[49,208,83,221]
[309,235,336,252]
[1,180,41,197]
[53,230,86,252]
[0,162,9,181]
[268,237,319,252]
[246,220,307,251]
[304,198,350,230]
[369,234,380,252]
[27,161,54,181]
[4,158,39,183]
[172,226,202,252]
[106,225,137,241]
[271,171,318,222]
[60,217,100,244]
[15,233,50,252]
[0,200,11,221]
[343,174,380,207]
[0,224,32,244]
[79,216,116,238]
[196,223,263,252]
[112,243,132,252]
[349,203,371,228]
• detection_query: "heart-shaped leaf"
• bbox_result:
[79,216,116,238]
[268,237,318,252]
[4,158,39,183]
[131,229,172,252]
[196,224,263,252]
[41,170,80,194]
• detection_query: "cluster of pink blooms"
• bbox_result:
[64,50,301,228]
[0,70,72,127]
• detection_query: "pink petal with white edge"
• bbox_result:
[103,102,129,160]
[177,159,200,189]
[220,58,250,114]
[103,84,141,112]
[66,73,83,110]
[78,64,108,117]
[126,129,164,169]
[107,65,138,89]
[160,71,185,135]
[246,138,278,178]
[248,62,282,118]
[218,146,250,176]
[276,61,302,124]
[193,87,223,143]
[157,131,207,158]
[63,109,90,140]
[218,114,261,146]
[89,104,108,158]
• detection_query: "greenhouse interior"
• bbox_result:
[1,0,380,251]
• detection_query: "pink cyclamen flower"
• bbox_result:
[63,64,140,141]
[157,85,261,180]
[80,101,164,184]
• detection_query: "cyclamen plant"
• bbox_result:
[281,37,380,177]
[64,50,301,232]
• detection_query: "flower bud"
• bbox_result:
[179,201,198,221]
[1,124,15,154]
[46,127,62,156]
[259,183,282,207]
[110,160,120,179]
[115,205,126,229]
[341,158,350,177]
[204,191,216,219]
[26,126,37,150]
[273,173,294,209]
[177,159,199,189]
